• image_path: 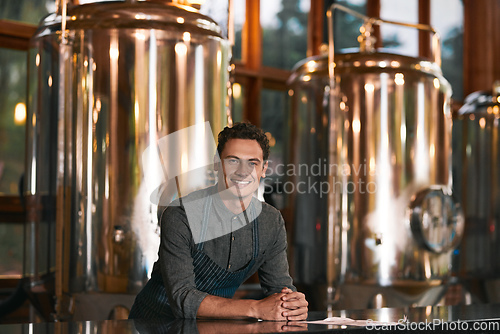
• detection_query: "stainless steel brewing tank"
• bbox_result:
[453,85,500,303]
[287,52,463,310]
[25,1,229,320]
[286,54,330,310]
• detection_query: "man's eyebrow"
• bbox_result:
[224,155,262,162]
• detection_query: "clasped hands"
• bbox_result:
[252,287,308,322]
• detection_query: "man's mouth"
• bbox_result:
[231,179,252,188]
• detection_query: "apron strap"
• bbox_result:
[197,195,213,251]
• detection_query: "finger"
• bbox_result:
[284,309,308,321]
[281,321,307,332]
[282,302,301,310]
[286,313,308,321]
[282,298,308,309]
[282,323,308,332]
[282,307,308,318]
[281,292,305,301]
[281,287,293,294]
[284,321,307,327]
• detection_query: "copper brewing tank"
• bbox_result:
[287,5,463,310]
[25,1,230,320]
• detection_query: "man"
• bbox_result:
[129,122,308,320]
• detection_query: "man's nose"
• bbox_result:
[235,162,253,176]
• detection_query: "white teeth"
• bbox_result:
[234,180,251,185]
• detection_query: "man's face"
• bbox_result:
[217,138,268,201]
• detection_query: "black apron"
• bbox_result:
[129,195,259,319]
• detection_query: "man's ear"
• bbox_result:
[262,160,268,178]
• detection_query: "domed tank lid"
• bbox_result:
[458,81,500,116]
[288,50,446,85]
[62,1,222,38]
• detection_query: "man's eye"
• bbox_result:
[227,159,239,165]
[248,162,257,167]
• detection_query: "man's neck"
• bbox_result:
[216,185,253,215]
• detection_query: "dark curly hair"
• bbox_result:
[217,122,270,161]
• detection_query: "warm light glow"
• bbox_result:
[303,74,311,82]
[232,83,241,99]
[340,101,346,110]
[14,103,26,125]
[175,42,187,56]
[390,61,400,67]
[135,32,146,41]
[135,13,147,20]
[187,0,205,5]
[352,119,361,133]
[433,78,440,89]
[395,73,405,86]
[305,61,316,72]
[48,75,53,87]
[183,32,191,42]
[369,157,376,173]
[265,132,276,147]
[344,119,350,130]
[135,99,139,123]
[479,117,486,129]
[364,83,375,93]
[110,45,119,60]
[177,17,185,24]
[288,89,294,96]
[401,123,406,143]
[35,53,40,66]
[379,61,387,68]
[84,59,88,67]
[93,109,99,124]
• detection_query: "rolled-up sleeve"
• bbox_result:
[159,206,208,318]
[257,213,296,296]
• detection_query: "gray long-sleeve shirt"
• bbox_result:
[153,185,296,318]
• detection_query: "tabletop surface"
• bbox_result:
[1,303,500,333]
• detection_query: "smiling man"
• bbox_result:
[129,122,308,321]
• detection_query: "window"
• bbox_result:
[261,0,309,70]
[380,0,419,56]
[431,0,464,101]
[331,0,464,100]
[0,48,27,196]
[0,1,46,280]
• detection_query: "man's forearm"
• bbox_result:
[197,292,289,321]
[197,295,258,319]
